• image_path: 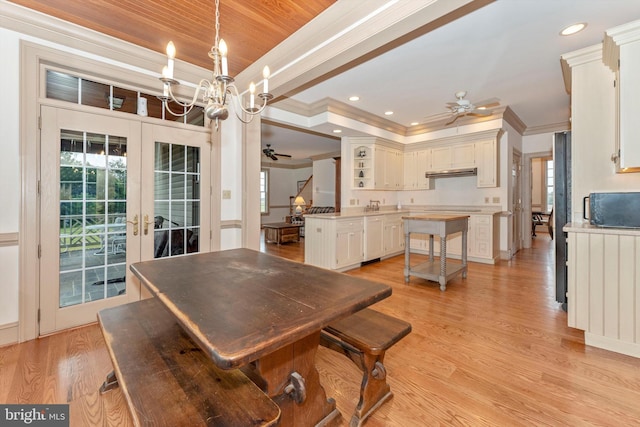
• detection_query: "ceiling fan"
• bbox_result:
[262,144,292,161]
[445,91,499,125]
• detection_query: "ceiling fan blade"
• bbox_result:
[473,97,500,108]
[470,109,492,116]
[274,153,291,158]
[445,114,461,126]
[269,154,278,161]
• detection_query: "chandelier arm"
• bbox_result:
[226,84,267,117]
[163,100,197,117]
[167,80,211,108]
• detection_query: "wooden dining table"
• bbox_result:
[130,248,392,426]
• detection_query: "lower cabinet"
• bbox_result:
[305,216,364,271]
[383,214,404,255]
[365,216,384,260]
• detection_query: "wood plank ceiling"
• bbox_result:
[8,0,335,75]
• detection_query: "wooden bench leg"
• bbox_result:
[320,333,392,427]
[99,370,118,394]
[352,352,393,427]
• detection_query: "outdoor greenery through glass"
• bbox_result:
[59,130,128,307]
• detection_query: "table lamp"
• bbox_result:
[294,196,306,214]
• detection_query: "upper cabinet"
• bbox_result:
[349,130,501,190]
[604,21,640,173]
[429,143,475,171]
[475,139,499,187]
[351,139,403,190]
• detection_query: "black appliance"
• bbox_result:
[583,192,640,228]
[554,132,571,311]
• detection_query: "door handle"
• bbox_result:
[127,214,139,236]
[143,214,152,235]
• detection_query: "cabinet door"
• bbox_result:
[451,143,476,168]
[617,42,640,171]
[403,152,417,189]
[374,146,386,189]
[365,216,384,260]
[416,150,432,189]
[430,146,451,170]
[476,139,498,187]
[335,220,364,268]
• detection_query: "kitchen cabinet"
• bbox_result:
[351,140,403,190]
[305,216,364,271]
[604,21,640,173]
[564,224,640,358]
[475,139,498,187]
[365,216,384,260]
[375,145,403,189]
[429,142,475,171]
[383,214,404,255]
[403,150,434,190]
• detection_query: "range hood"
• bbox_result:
[425,167,477,178]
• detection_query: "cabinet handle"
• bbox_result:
[127,214,139,236]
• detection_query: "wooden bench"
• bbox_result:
[98,298,281,427]
[320,308,411,427]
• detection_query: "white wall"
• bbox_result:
[260,166,312,224]
[0,28,23,326]
[312,158,336,207]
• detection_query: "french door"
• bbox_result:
[40,106,210,334]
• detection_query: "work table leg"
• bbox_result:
[439,235,447,291]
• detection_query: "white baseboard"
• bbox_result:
[585,332,640,359]
[0,322,19,347]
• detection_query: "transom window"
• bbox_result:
[46,70,205,126]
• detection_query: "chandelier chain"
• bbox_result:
[214,0,220,48]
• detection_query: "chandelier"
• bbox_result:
[158,0,272,126]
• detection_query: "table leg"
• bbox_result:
[429,235,434,262]
[243,331,341,427]
[404,232,410,282]
[461,227,468,279]
[439,235,447,291]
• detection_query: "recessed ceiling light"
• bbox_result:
[384,111,394,116]
[332,129,342,133]
[410,122,419,126]
[560,22,587,36]
[349,96,360,101]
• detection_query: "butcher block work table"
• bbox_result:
[403,214,469,290]
[120,249,392,426]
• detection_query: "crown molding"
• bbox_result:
[309,151,341,161]
[502,106,527,135]
[261,161,312,169]
[523,121,571,136]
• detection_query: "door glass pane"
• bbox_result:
[154,142,200,258]
[59,130,127,307]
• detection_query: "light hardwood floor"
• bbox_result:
[2,235,639,426]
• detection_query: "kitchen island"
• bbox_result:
[403,214,469,290]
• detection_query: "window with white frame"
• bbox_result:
[260,169,269,214]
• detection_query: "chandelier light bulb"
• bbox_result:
[219,39,228,75]
[250,82,256,109]
[166,41,176,79]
